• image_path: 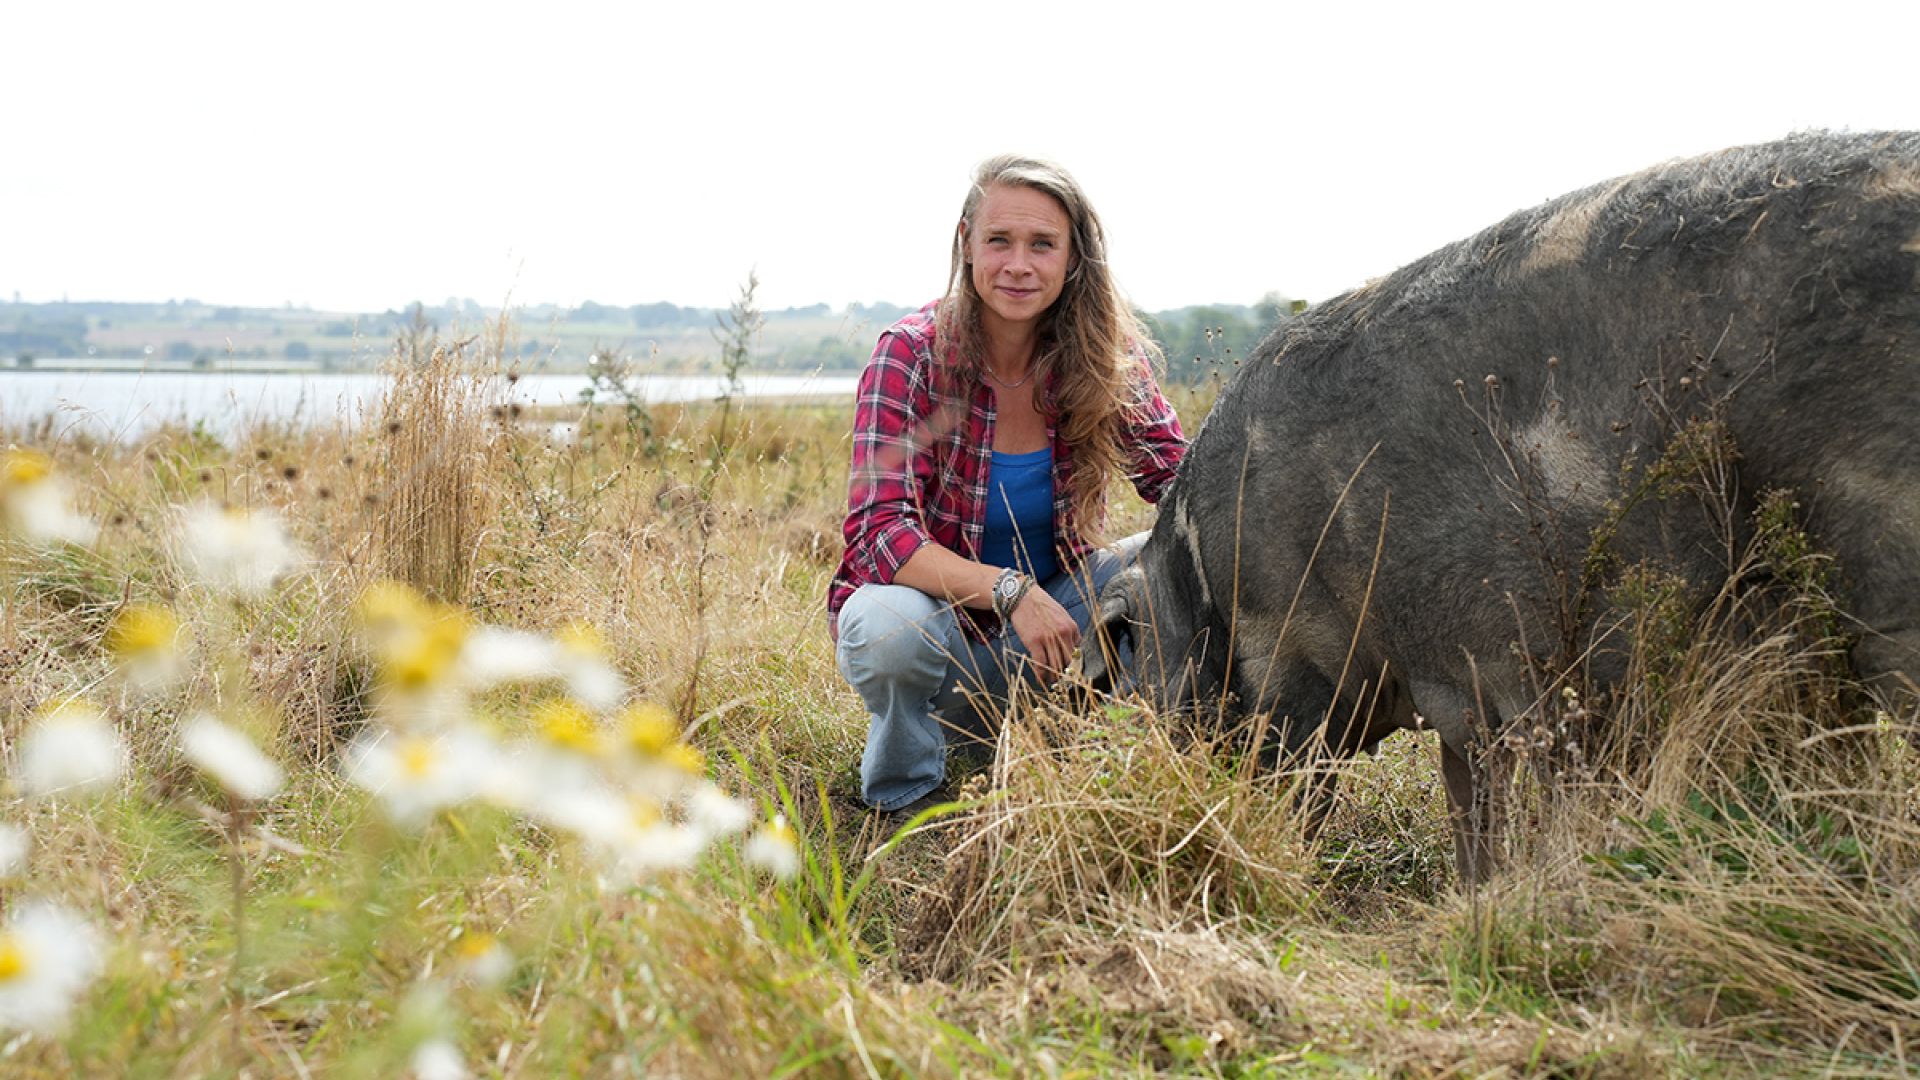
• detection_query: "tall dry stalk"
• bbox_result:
[373,334,501,603]
[678,273,761,724]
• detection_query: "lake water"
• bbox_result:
[0,369,859,440]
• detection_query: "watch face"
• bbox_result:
[995,572,1021,606]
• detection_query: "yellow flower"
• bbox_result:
[104,604,185,692]
[534,699,600,755]
[1,449,52,488]
[617,703,679,757]
[556,622,606,658]
[355,580,433,631]
[453,932,513,988]
[105,604,179,657]
[354,583,474,693]
[399,737,439,779]
[628,794,663,830]
[661,742,705,777]
[386,614,468,691]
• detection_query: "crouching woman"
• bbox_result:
[827,154,1188,816]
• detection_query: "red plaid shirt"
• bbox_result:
[828,302,1188,642]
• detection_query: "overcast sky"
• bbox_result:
[6,1,1917,315]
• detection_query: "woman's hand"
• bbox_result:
[1008,586,1078,683]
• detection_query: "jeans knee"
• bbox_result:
[837,585,957,697]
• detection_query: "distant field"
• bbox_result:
[49,309,885,373]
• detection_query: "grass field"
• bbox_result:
[1,335,1917,1078]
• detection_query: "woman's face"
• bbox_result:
[966,183,1072,339]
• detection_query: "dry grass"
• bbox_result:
[374,336,504,604]
[898,700,1319,987]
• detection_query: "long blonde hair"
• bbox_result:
[935,154,1163,541]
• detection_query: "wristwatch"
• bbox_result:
[992,567,1033,623]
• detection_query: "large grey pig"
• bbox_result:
[1087,131,1920,882]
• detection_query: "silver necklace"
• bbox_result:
[983,364,1035,390]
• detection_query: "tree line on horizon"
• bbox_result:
[0,294,1302,382]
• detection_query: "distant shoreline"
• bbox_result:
[2,370,864,439]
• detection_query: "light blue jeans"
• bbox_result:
[836,534,1145,811]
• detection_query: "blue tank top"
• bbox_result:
[979,447,1057,583]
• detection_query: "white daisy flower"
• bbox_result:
[743,815,801,881]
[520,782,629,844]
[0,902,104,1034]
[600,820,706,883]
[0,448,97,547]
[455,626,561,689]
[555,624,625,712]
[683,782,752,841]
[344,725,497,828]
[564,660,625,714]
[175,503,303,597]
[179,714,285,802]
[450,934,513,989]
[104,603,185,693]
[411,1036,470,1080]
[0,824,27,878]
[526,785,703,882]
[448,624,626,707]
[605,709,711,803]
[13,699,126,799]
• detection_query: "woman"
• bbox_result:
[828,154,1188,816]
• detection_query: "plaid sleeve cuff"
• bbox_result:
[867,518,932,582]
